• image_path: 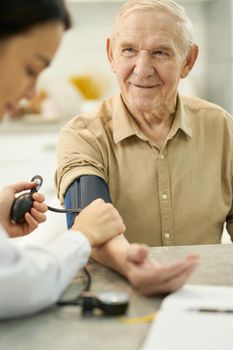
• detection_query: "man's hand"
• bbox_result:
[0,182,47,237]
[92,234,198,296]
[125,244,198,296]
[72,198,126,247]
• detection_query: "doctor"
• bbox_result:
[0,0,125,319]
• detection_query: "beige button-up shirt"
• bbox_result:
[56,94,233,246]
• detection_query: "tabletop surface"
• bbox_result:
[1,243,233,350]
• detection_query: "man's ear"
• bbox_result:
[181,44,199,79]
[106,37,116,73]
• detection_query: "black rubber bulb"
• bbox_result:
[10,175,43,224]
[10,192,34,224]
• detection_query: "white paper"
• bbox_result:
[162,284,233,311]
[141,285,233,350]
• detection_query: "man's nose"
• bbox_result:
[133,51,154,78]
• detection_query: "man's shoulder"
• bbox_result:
[181,95,228,114]
[180,96,233,139]
[180,95,233,128]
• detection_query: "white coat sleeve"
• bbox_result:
[0,229,91,319]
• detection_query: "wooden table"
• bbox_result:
[1,244,233,350]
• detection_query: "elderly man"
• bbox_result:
[56,0,232,294]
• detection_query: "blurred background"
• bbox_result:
[0,0,232,243]
[35,0,233,117]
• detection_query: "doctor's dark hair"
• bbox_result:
[0,0,71,40]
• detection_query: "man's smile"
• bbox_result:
[129,82,158,89]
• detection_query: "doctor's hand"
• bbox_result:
[0,182,47,237]
[72,198,126,247]
[125,244,198,296]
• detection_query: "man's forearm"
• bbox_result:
[91,234,130,276]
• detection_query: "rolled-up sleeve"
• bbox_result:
[56,117,108,204]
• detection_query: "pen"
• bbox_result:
[189,308,233,314]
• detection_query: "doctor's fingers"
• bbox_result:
[24,212,40,232]
[7,181,36,194]
[32,199,48,213]
[112,218,126,235]
[29,207,47,224]
[101,204,126,234]
[32,192,46,204]
[24,207,47,232]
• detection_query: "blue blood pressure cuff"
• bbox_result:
[64,175,112,229]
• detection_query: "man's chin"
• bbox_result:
[130,98,157,113]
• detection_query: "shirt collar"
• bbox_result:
[112,94,192,144]
[112,94,139,144]
[170,94,192,138]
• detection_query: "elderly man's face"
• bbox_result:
[107,9,195,116]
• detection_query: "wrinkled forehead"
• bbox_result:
[113,8,184,50]
[120,8,178,30]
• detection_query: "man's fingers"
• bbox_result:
[158,256,199,283]
[140,260,198,296]
[144,264,197,296]
[185,254,199,263]
[127,244,149,264]
[129,254,199,296]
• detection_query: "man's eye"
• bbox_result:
[152,50,169,58]
[122,48,136,56]
[26,67,38,78]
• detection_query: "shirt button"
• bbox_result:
[160,154,165,160]
[164,233,170,239]
[162,194,167,200]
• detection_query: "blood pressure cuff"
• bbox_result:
[64,175,112,229]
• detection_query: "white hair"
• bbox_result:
[112,0,194,55]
